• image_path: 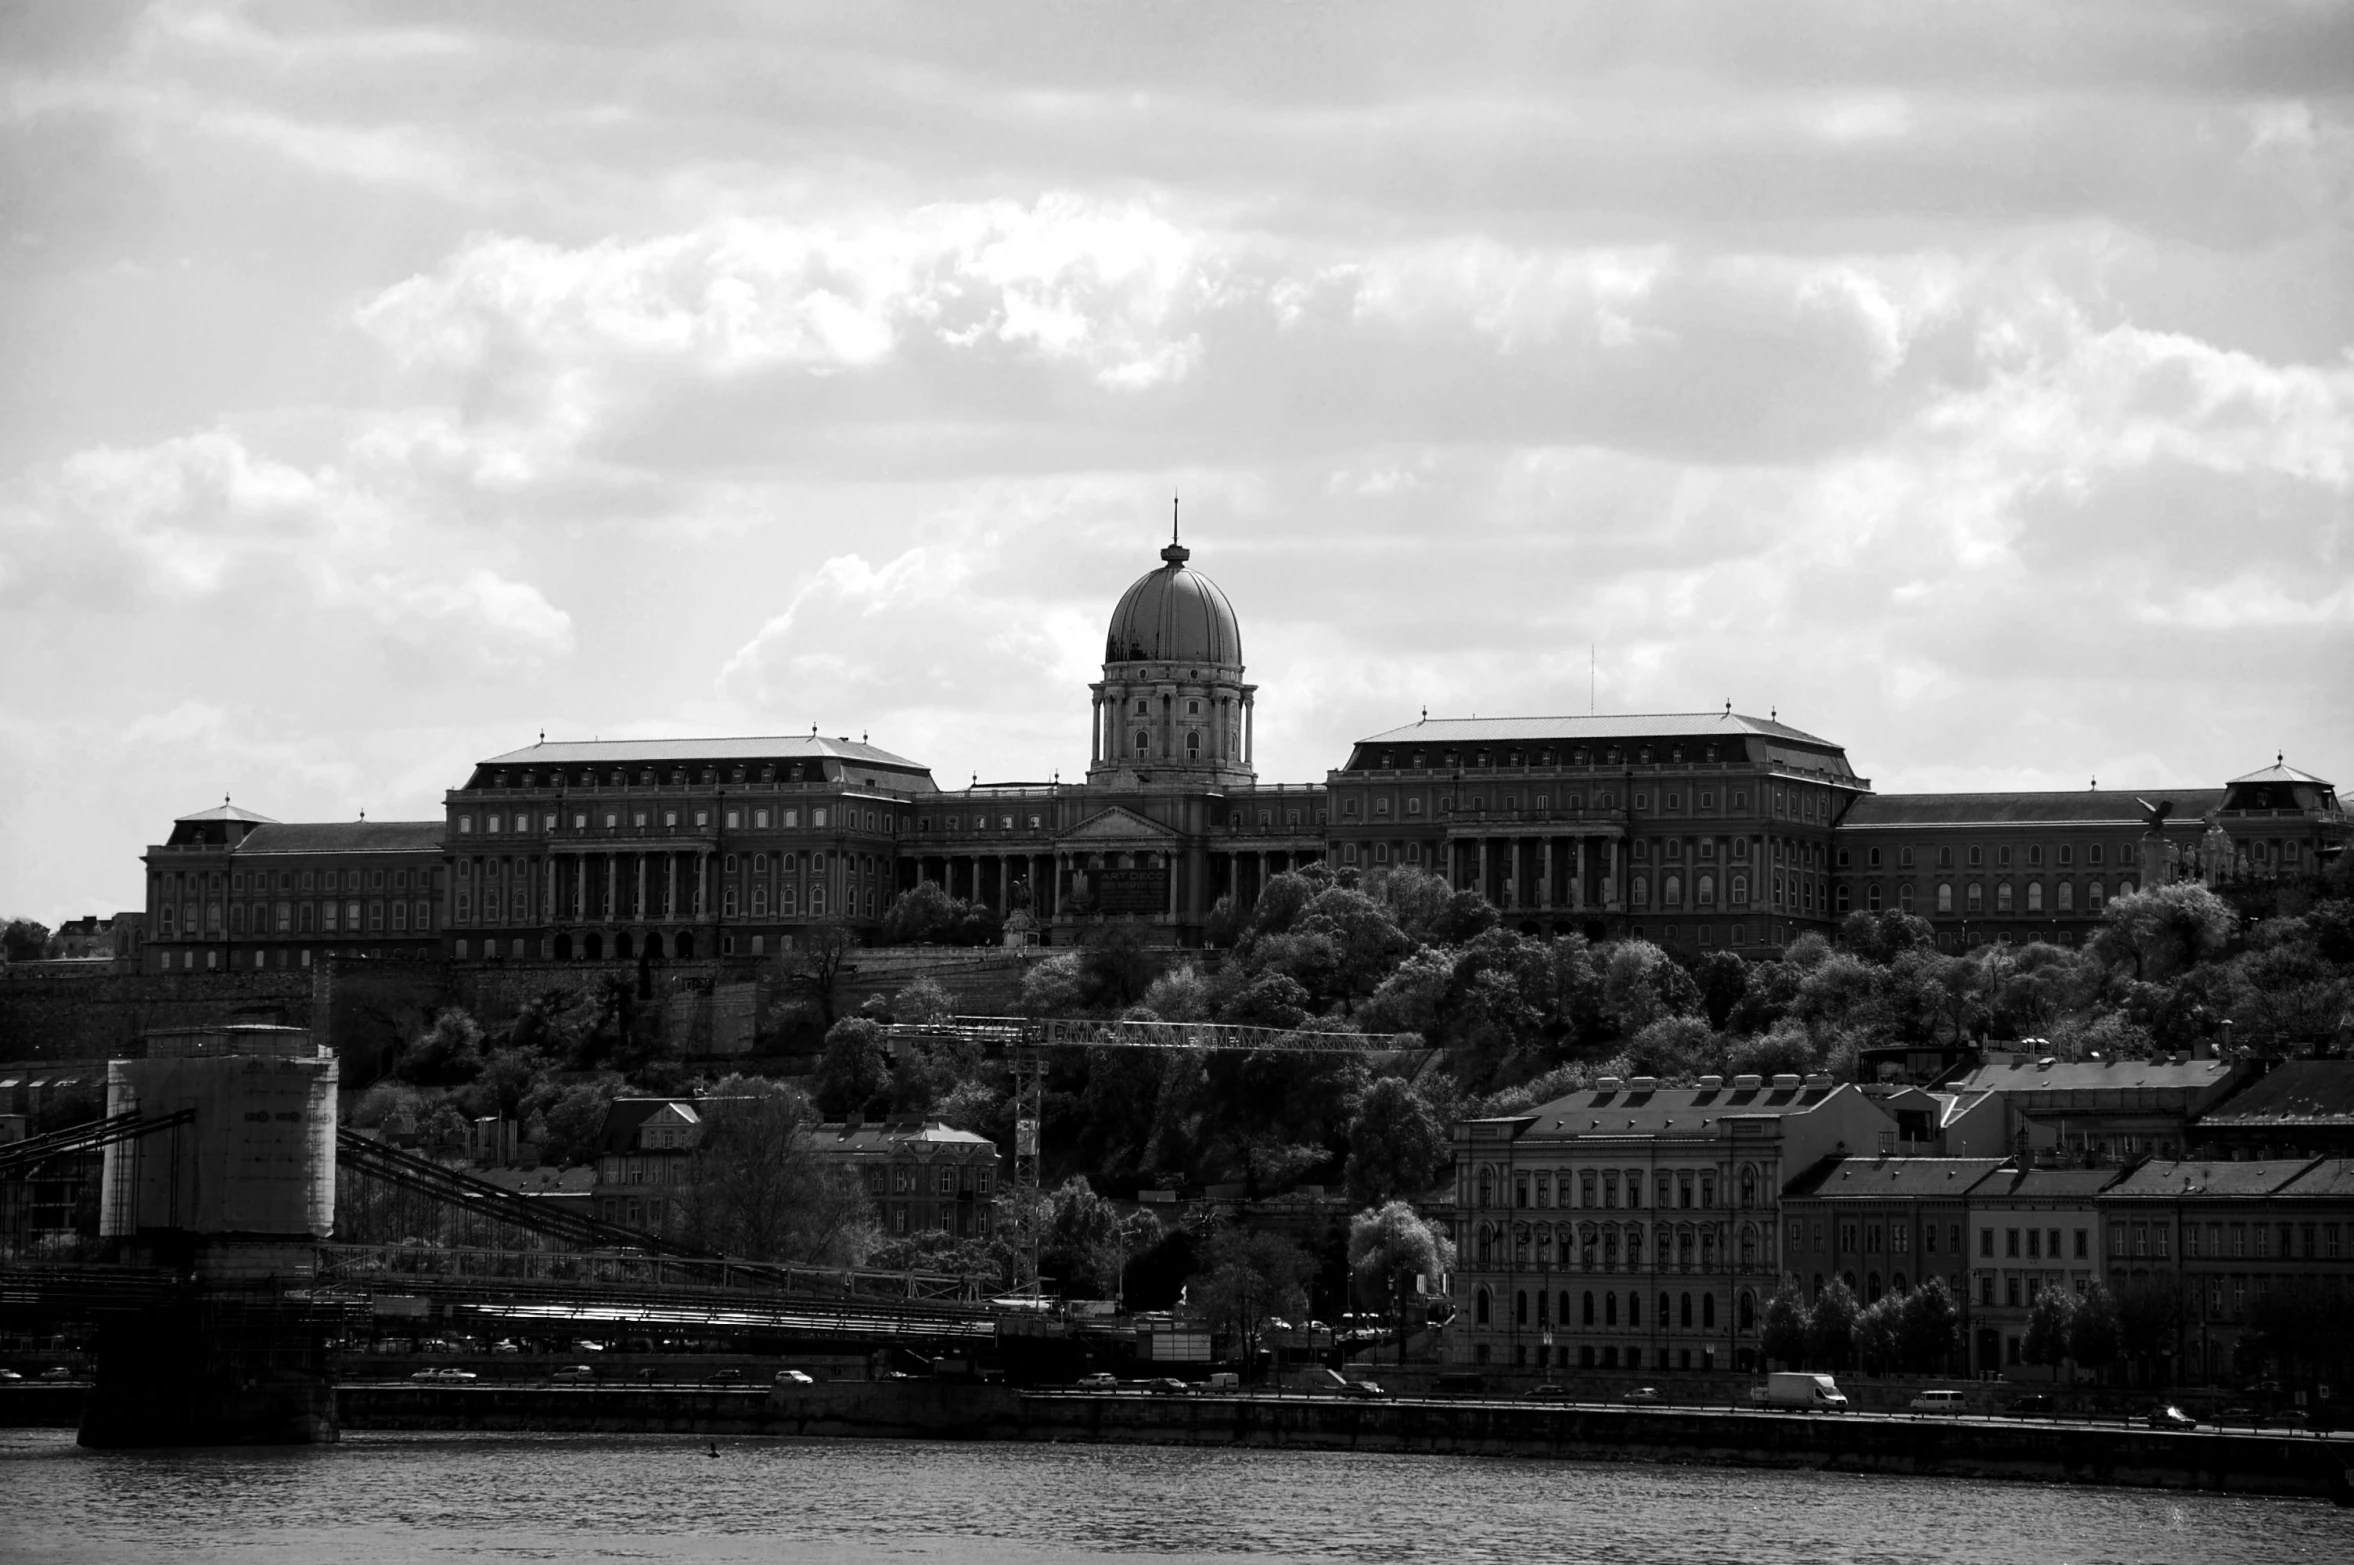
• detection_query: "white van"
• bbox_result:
[1192,1372,1241,1394]
[1753,1372,1849,1412]
[1909,1389,1966,1415]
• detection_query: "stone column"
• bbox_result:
[1477,838,1489,905]
[1091,695,1102,765]
[1245,698,1255,765]
[1167,852,1180,921]
[1256,850,1268,905]
[1574,837,1588,911]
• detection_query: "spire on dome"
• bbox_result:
[1162,493,1189,566]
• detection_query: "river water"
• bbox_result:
[2,1429,2349,1564]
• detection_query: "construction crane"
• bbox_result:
[882,1015,1428,1292]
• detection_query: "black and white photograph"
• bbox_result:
[2,2,2351,1560]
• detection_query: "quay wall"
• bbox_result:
[323,1383,2354,1500]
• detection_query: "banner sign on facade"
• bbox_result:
[1091,867,1168,913]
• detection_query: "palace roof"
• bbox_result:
[1105,540,1242,667]
[478,734,927,771]
[1969,1165,2131,1202]
[1354,711,1838,748]
[2229,759,2333,787]
[234,821,445,855]
[1842,789,2224,829]
[173,803,280,825]
[1482,1077,1842,1142]
[1951,1054,2240,1099]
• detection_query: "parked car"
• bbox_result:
[36,1367,75,1383]
[1076,1371,1119,1392]
[773,1369,815,1386]
[1525,1385,1572,1400]
[1146,1377,1190,1396]
[410,1368,477,1382]
[705,1368,745,1385]
[2004,1394,2056,1417]
[2145,1405,2198,1431]
[1908,1390,1967,1415]
[2262,1409,2310,1431]
[1622,1387,1662,1405]
[0,1369,22,1382]
[551,1365,597,1383]
[491,1340,521,1354]
[1339,1380,1391,1400]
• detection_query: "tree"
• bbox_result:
[393,1008,485,1086]
[1806,1278,1860,1371]
[781,919,862,1025]
[2114,1277,2182,1381]
[1020,952,1089,1016]
[1852,1292,1903,1374]
[1601,940,1703,1036]
[812,1017,891,1119]
[2021,1286,2078,1373]
[685,1077,876,1266]
[1078,920,1162,1009]
[1342,1078,1448,1208]
[524,1075,625,1168]
[1896,1277,1960,1373]
[1039,1176,1158,1299]
[1692,949,1749,1029]
[2068,1281,2119,1376]
[1348,1200,1457,1364]
[1761,1280,1809,1367]
[890,975,956,1025]
[1185,1226,1314,1379]
[2092,883,2237,983]
[1,919,53,963]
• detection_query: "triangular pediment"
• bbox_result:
[1060,805,1181,844]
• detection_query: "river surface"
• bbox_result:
[3,1429,2350,1564]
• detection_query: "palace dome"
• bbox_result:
[1104,541,1242,667]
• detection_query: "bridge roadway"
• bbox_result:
[2,1252,1003,1348]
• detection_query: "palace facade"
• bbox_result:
[138,532,2347,973]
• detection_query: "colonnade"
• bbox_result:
[545,848,710,923]
[1445,832,1623,913]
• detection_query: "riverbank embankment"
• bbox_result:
[327,1381,2354,1501]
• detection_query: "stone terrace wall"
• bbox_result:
[0,967,322,1063]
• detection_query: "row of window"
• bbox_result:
[1472,1221,1762,1272]
[1793,1220,1967,1257]
[1477,1165,1754,1211]
[1852,878,2135,917]
[479,763,837,789]
[457,804,880,835]
[159,899,428,937]
[156,866,417,898]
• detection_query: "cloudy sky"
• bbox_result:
[4,0,2351,921]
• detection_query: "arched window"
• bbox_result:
[2088,880,2106,911]
[2058,880,2075,912]
[2118,879,2136,898]
[1731,873,1748,903]
[1966,882,1984,913]
[1186,732,1200,759]
[1475,1287,1491,1325]
[1582,1291,1596,1327]
[1680,1292,1693,1328]
[1866,883,1882,912]
[1626,1227,1642,1265]
[1899,883,1915,913]
[1703,1293,1717,1328]
[1936,882,1953,913]
[2026,880,2044,912]
[1867,1272,1882,1303]
[1477,1167,1493,1208]
[1739,1290,1756,1331]
[1664,873,1683,908]
[1516,1290,1528,1326]
[1633,874,1650,908]
[1740,1226,1758,1268]
[1892,1271,1908,1294]
[1996,881,2014,912]
[1133,730,1150,757]
[1628,1292,1641,1328]
[1476,1225,1492,1264]
[1658,1291,1671,1328]
[1537,1227,1554,1264]
[1605,1292,1618,1327]
[1739,1167,1757,1208]
[1697,872,1716,907]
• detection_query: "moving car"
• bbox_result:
[1146,1377,1189,1396]
[1524,1385,1572,1401]
[1908,1390,1967,1415]
[2261,1409,2309,1431]
[551,1365,597,1383]
[2145,1405,2197,1431]
[410,1368,478,1382]
[773,1370,815,1386]
[36,1367,75,1383]
[705,1368,746,1385]
[1750,1372,1848,1412]
[1623,1387,1662,1405]
[2004,1394,2056,1418]
[0,1369,22,1382]
[1338,1380,1392,1400]
[1076,1372,1119,1392]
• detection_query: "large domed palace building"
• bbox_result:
[140,524,2346,973]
